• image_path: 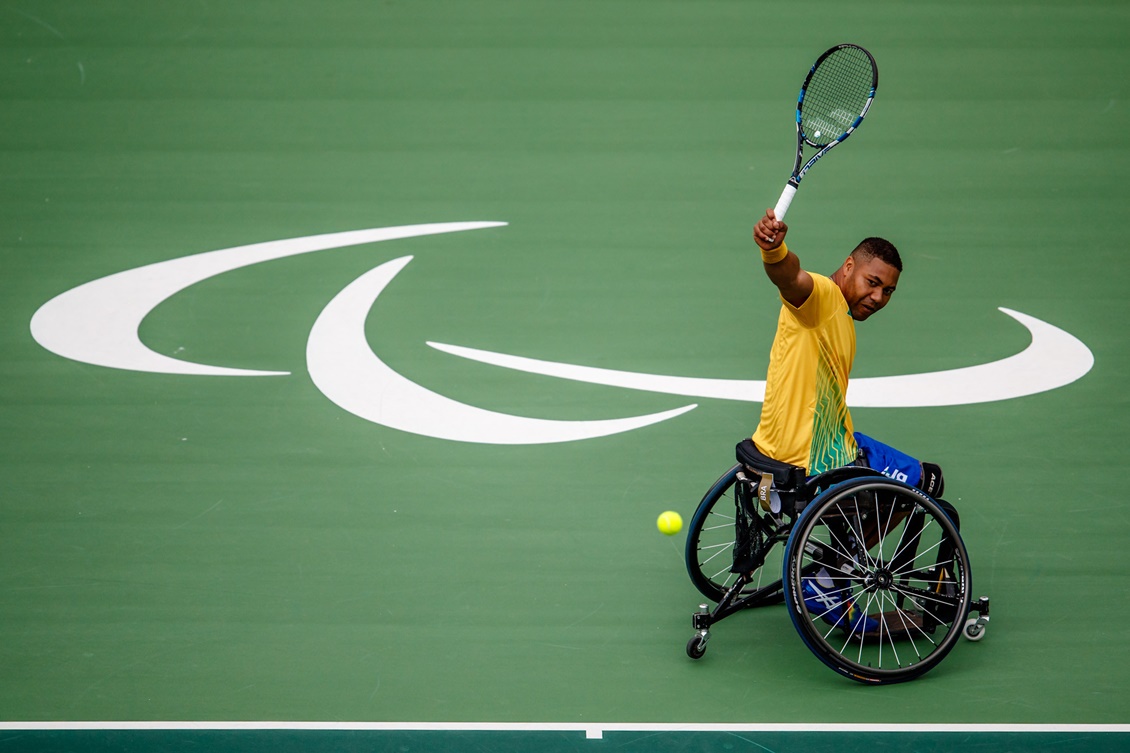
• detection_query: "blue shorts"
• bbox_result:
[853,432,922,488]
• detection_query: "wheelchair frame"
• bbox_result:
[684,443,991,684]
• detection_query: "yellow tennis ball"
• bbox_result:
[657,511,683,536]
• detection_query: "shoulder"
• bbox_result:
[808,273,839,296]
[783,273,845,327]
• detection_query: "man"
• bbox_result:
[750,208,951,635]
[750,207,942,495]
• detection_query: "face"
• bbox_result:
[838,254,900,321]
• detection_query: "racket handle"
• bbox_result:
[773,183,797,222]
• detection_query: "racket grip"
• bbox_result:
[773,183,797,222]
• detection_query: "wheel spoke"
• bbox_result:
[686,466,786,605]
[786,479,972,684]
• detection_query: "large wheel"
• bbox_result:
[783,477,971,684]
[685,464,785,605]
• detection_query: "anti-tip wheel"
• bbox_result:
[963,617,986,641]
[686,634,708,659]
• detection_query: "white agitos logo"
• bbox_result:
[30,222,1094,445]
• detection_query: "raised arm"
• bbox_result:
[753,208,813,308]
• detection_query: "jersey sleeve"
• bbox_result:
[781,273,841,329]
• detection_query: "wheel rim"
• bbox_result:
[785,478,971,683]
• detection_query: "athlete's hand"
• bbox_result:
[753,209,787,251]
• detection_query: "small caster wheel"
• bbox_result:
[963,616,986,641]
[686,634,708,659]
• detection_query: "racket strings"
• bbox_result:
[800,47,875,147]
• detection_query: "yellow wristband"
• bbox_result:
[761,241,788,265]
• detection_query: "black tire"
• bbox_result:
[685,464,784,605]
[686,634,707,659]
[783,477,971,684]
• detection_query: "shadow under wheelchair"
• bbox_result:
[684,440,991,685]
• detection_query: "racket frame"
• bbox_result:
[773,44,878,222]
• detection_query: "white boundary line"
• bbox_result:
[1,722,1127,740]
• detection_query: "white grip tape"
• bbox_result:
[773,183,797,222]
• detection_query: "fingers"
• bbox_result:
[766,208,787,237]
[753,208,787,249]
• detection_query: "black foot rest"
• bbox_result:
[736,439,806,492]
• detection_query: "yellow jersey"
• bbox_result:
[752,272,858,474]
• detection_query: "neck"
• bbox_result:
[830,266,848,294]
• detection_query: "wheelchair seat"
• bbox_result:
[735,439,806,491]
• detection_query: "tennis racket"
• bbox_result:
[772,44,878,223]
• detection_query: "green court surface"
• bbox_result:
[2,1,1127,750]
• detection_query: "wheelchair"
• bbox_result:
[684,439,990,684]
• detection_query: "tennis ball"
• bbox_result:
[657,511,683,536]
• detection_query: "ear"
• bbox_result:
[841,255,855,275]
